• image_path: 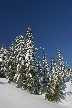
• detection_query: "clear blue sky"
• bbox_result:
[0,0,72,67]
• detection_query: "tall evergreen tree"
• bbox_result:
[25,26,41,94]
[0,49,5,77]
[25,26,36,93]
[14,62,28,89]
[6,42,16,82]
[41,51,49,94]
[14,35,26,64]
[45,57,56,102]
[36,56,43,94]
[57,49,66,82]
[13,35,27,86]
[45,56,63,103]
[0,44,8,78]
[57,49,66,98]
[65,62,71,82]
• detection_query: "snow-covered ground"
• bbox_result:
[0,78,72,108]
[60,81,72,107]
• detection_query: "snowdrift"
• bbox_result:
[0,78,72,108]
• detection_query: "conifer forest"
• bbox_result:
[0,26,72,103]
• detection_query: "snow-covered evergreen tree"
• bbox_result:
[0,49,5,77]
[36,56,43,94]
[50,57,58,84]
[41,51,49,94]
[57,49,66,82]
[14,35,26,64]
[25,26,35,67]
[25,26,36,93]
[45,56,63,103]
[45,57,55,102]
[13,35,27,86]
[65,62,71,82]
[6,42,16,83]
[25,26,41,94]
[14,62,28,89]
[57,49,66,99]
[45,57,57,101]
[0,44,8,78]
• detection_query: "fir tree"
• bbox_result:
[0,48,4,77]
[57,49,66,98]
[13,35,27,86]
[65,62,71,82]
[41,51,49,94]
[52,75,63,103]
[25,26,41,94]
[45,57,57,102]
[45,57,63,103]
[25,26,36,94]
[36,56,43,94]
[15,62,28,89]
[0,44,7,78]
[32,56,42,95]
[14,35,26,64]
[6,42,16,82]
[57,49,66,82]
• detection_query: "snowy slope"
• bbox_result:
[0,78,72,108]
[60,81,72,107]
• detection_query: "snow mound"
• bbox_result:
[0,78,72,108]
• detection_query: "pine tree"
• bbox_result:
[0,44,8,78]
[14,35,26,64]
[13,35,27,86]
[0,48,4,77]
[57,49,66,99]
[32,56,42,95]
[14,62,28,89]
[25,26,35,67]
[41,51,49,94]
[45,57,57,102]
[25,26,41,94]
[25,26,36,93]
[65,62,71,82]
[53,75,63,103]
[45,57,63,103]
[7,60,16,83]
[36,56,43,94]
[0,57,5,78]
[6,42,16,83]
[57,49,66,82]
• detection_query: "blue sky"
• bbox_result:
[0,0,72,67]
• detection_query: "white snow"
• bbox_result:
[0,78,72,108]
[59,81,72,107]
